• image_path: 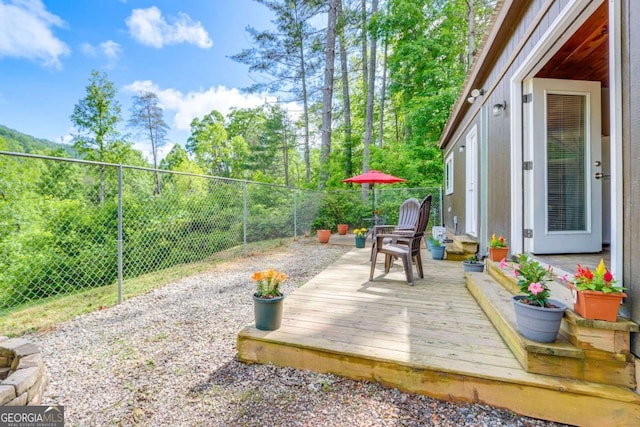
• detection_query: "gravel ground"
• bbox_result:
[28,239,571,426]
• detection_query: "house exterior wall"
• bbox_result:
[442,0,568,249]
[442,0,640,335]
[621,0,640,352]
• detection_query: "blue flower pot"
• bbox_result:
[355,236,366,248]
[431,245,445,260]
[512,295,566,343]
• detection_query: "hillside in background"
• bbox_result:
[0,125,77,157]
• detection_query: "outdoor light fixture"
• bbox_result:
[466,88,485,104]
[493,101,507,116]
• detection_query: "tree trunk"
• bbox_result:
[293,6,312,183]
[467,0,476,70]
[377,36,388,148]
[363,0,378,176]
[319,0,337,189]
[337,0,353,178]
[361,0,368,93]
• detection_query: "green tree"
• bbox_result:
[70,70,126,203]
[128,91,169,194]
[231,0,324,183]
[71,70,123,162]
[186,111,249,178]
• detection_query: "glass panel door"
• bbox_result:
[546,93,587,232]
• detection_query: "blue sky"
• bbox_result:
[0,0,281,157]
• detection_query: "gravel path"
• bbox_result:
[28,239,570,426]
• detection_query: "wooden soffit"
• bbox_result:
[536,1,609,87]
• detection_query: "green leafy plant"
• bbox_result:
[251,269,286,299]
[513,253,553,307]
[570,259,625,294]
[428,237,441,247]
[465,255,481,264]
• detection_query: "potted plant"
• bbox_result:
[251,269,287,331]
[488,233,508,262]
[353,227,368,248]
[431,239,446,260]
[337,224,349,235]
[426,236,439,252]
[512,254,566,343]
[565,259,626,322]
[462,255,484,272]
[313,217,333,244]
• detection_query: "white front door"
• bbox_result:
[465,125,478,237]
[523,78,602,254]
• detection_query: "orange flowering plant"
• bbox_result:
[251,269,286,298]
[489,234,508,248]
[571,259,625,294]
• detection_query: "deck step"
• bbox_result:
[466,268,637,388]
[444,233,478,261]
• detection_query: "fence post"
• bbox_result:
[117,165,123,304]
[439,186,443,226]
[243,181,248,254]
[294,190,298,238]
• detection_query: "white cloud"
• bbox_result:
[80,40,122,68]
[80,42,97,57]
[0,0,70,68]
[123,80,273,131]
[100,40,122,66]
[125,6,212,49]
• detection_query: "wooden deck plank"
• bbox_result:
[237,243,640,426]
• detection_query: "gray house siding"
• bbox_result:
[622,0,640,352]
[441,0,640,346]
[442,0,567,248]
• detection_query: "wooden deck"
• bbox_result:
[237,237,640,426]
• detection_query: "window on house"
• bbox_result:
[445,154,454,195]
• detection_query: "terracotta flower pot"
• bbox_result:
[317,229,331,243]
[568,283,626,322]
[337,224,348,235]
[488,246,508,262]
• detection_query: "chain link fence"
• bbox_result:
[0,151,441,318]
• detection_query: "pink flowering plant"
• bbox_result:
[513,253,553,307]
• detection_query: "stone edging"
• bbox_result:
[0,336,48,405]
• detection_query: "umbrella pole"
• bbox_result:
[371,184,375,222]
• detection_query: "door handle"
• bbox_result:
[595,172,610,180]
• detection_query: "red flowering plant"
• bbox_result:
[571,259,625,294]
[513,253,554,307]
[489,234,507,248]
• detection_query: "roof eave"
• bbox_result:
[438,0,529,150]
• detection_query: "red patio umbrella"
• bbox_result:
[342,170,407,222]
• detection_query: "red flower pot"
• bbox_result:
[317,229,331,243]
[337,224,348,235]
[568,283,626,322]
[488,247,508,262]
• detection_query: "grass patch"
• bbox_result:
[0,238,294,337]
